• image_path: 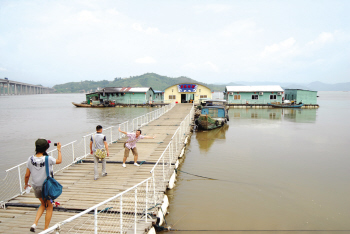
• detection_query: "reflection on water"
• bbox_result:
[196,125,229,152]
[230,108,317,123]
[166,92,350,233]
[283,109,317,122]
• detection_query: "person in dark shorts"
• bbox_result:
[24,139,62,232]
[118,127,155,167]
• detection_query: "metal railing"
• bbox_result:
[39,103,194,234]
[40,177,159,234]
[150,104,194,193]
[1,102,176,204]
[227,99,282,104]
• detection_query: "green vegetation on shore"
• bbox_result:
[53,73,229,93]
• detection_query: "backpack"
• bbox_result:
[42,156,62,201]
[93,134,107,159]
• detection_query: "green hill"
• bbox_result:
[53,73,229,93]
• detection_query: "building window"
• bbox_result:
[200,95,207,98]
[270,95,277,100]
[234,95,241,100]
[169,95,176,99]
[252,95,259,100]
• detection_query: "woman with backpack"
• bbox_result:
[24,139,62,232]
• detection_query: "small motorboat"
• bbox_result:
[267,103,303,108]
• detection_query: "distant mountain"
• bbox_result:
[53,73,226,93]
[307,81,350,91]
[236,81,350,91]
[53,74,350,93]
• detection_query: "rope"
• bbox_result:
[175,169,272,187]
[175,169,217,180]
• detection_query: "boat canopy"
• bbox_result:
[203,99,227,106]
[201,106,226,118]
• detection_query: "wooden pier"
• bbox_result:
[0,104,194,233]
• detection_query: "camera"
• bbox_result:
[54,143,58,146]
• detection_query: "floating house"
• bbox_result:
[86,87,155,105]
[225,86,284,104]
[164,83,212,104]
[153,90,164,103]
[284,89,318,105]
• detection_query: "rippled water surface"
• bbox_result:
[1,92,349,233]
[166,91,350,233]
[0,93,153,175]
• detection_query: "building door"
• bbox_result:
[181,94,186,103]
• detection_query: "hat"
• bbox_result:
[35,139,50,152]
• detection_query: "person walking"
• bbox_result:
[24,139,62,232]
[118,127,155,167]
[90,125,109,180]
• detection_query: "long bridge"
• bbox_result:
[0,78,55,95]
[0,103,194,233]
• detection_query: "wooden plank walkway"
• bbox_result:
[0,104,193,233]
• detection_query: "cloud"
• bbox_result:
[307,32,334,46]
[135,57,156,64]
[132,23,159,34]
[220,19,262,37]
[76,10,101,23]
[194,4,231,13]
[261,37,298,59]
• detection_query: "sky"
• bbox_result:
[0,0,349,87]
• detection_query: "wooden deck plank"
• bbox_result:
[0,104,193,233]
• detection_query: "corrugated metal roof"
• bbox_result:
[94,87,152,93]
[128,87,151,92]
[226,85,284,92]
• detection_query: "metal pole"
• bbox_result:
[72,142,75,162]
[110,127,113,144]
[146,180,148,223]
[18,166,22,193]
[152,173,156,205]
[120,195,123,233]
[94,208,98,234]
[162,156,165,183]
[83,136,87,157]
[134,188,137,234]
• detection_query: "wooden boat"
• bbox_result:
[196,100,229,130]
[268,103,303,108]
[72,100,116,108]
[72,102,92,107]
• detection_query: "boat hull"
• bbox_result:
[72,102,112,108]
[197,115,227,130]
[267,103,303,108]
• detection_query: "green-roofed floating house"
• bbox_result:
[72,87,163,107]
[284,89,318,106]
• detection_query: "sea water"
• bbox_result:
[165,91,350,233]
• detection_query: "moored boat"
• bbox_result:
[196,100,229,130]
[72,102,92,107]
[268,103,303,108]
[72,100,116,108]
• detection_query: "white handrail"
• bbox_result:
[40,177,154,234]
[1,102,176,203]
